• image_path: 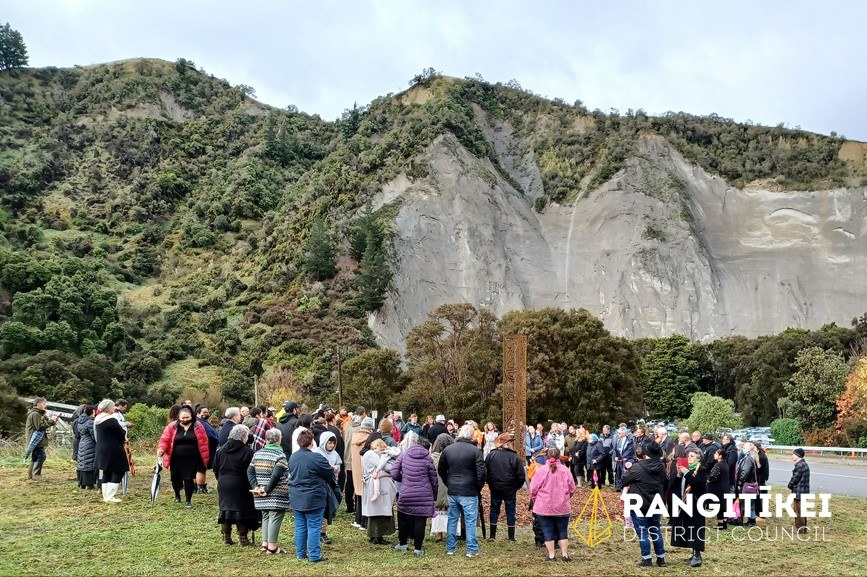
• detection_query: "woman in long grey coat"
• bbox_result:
[362,438,397,544]
[76,405,97,490]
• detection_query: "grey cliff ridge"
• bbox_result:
[368,132,867,352]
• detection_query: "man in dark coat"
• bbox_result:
[426,414,448,444]
[721,434,739,490]
[484,433,526,542]
[621,441,667,567]
[787,448,810,534]
[671,449,709,567]
[195,406,219,494]
[586,434,606,489]
[613,425,636,491]
[24,397,57,480]
[599,424,615,486]
[438,424,486,557]
[753,440,770,518]
[218,407,241,448]
[700,434,722,471]
[276,401,300,456]
[706,448,730,529]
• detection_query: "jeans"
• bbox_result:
[261,510,285,544]
[447,495,479,554]
[489,491,517,526]
[31,446,46,465]
[631,512,665,560]
[294,508,325,561]
[615,460,625,490]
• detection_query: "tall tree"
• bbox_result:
[354,235,391,311]
[683,392,741,435]
[341,349,405,416]
[348,200,384,260]
[0,23,28,70]
[784,346,848,431]
[836,357,867,446]
[302,217,337,280]
[499,308,644,427]
[641,334,700,420]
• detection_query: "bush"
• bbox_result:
[859,435,867,449]
[770,418,803,445]
[125,403,169,442]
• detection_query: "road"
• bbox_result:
[766,455,867,498]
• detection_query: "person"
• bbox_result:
[721,434,738,491]
[700,434,721,471]
[671,449,708,567]
[343,412,362,514]
[485,433,526,542]
[446,421,456,438]
[288,429,339,562]
[706,449,730,529]
[24,397,58,480]
[390,411,404,444]
[531,447,575,562]
[401,413,422,437]
[378,419,398,448]
[114,399,133,433]
[613,424,636,491]
[392,434,437,556]
[586,433,605,488]
[480,422,497,459]
[195,405,219,494]
[350,417,375,529]
[240,406,250,419]
[438,424,486,558]
[571,429,588,487]
[157,406,210,508]
[75,405,97,490]
[525,424,543,466]
[564,426,578,481]
[315,431,342,544]
[633,425,649,455]
[292,414,317,453]
[621,441,667,567]
[276,401,300,455]
[599,424,615,487]
[426,414,448,443]
[787,448,811,534]
[430,433,454,542]
[362,438,398,544]
[753,440,770,520]
[168,404,181,423]
[218,407,241,448]
[213,424,260,546]
[182,399,193,408]
[249,407,272,451]
[369,439,401,502]
[691,430,702,445]
[736,441,760,526]
[548,423,565,453]
[248,428,291,554]
[71,403,86,463]
[94,399,130,503]
[420,415,435,439]
[335,406,350,431]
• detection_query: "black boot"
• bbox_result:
[507,526,516,542]
[321,533,332,545]
[27,462,35,480]
[237,524,252,547]
[199,484,209,495]
[488,525,497,541]
[221,523,234,545]
[690,552,702,567]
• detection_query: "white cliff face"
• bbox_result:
[369,132,867,352]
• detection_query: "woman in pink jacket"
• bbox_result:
[157,406,210,508]
[530,447,575,562]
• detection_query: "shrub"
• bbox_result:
[770,418,804,445]
[125,403,169,442]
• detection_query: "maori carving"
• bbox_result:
[502,335,527,459]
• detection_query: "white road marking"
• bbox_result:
[770,467,867,480]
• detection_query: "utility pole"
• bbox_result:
[336,345,344,407]
[253,374,259,407]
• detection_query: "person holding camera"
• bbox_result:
[25,397,58,481]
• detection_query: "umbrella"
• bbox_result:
[150,459,163,506]
[478,494,486,539]
[122,472,128,497]
[23,431,44,461]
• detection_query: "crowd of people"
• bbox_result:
[23,397,813,567]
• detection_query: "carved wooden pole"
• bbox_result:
[502,335,528,458]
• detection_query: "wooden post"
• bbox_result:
[253,374,259,407]
[336,346,344,407]
[503,335,528,459]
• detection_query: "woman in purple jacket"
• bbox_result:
[390,432,438,557]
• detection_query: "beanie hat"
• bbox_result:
[589,433,599,442]
[360,417,375,432]
[645,441,663,460]
[793,448,805,458]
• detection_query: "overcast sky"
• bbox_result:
[7,0,867,140]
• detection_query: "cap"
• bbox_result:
[793,448,805,458]
[360,417,375,431]
[283,401,299,411]
[436,414,445,423]
[702,433,714,441]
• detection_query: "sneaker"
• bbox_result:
[185,502,192,509]
[413,549,424,557]
[656,557,666,567]
[320,534,332,545]
[446,551,455,556]
[393,544,409,552]
[466,552,481,558]
[309,557,328,563]
[174,496,181,503]
[350,522,362,529]
[561,556,571,563]
[545,556,556,562]
[637,558,653,567]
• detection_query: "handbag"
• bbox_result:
[742,482,759,494]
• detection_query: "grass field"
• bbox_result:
[1,446,866,576]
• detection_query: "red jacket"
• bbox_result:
[158,421,210,468]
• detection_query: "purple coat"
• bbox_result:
[391,444,438,517]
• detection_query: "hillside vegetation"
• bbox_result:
[1,60,866,432]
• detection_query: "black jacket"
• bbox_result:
[723,442,738,488]
[437,437,486,497]
[213,439,257,517]
[484,447,526,495]
[756,448,770,485]
[426,422,448,443]
[706,460,729,500]
[701,441,721,470]
[621,458,666,515]
[787,459,810,496]
[95,416,129,477]
[736,454,757,491]
[76,415,96,471]
[275,413,298,456]
[586,441,606,470]
[218,419,236,448]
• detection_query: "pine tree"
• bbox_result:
[355,235,392,311]
[348,201,384,260]
[343,102,361,141]
[0,23,28,70]
[302,217,337,280]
